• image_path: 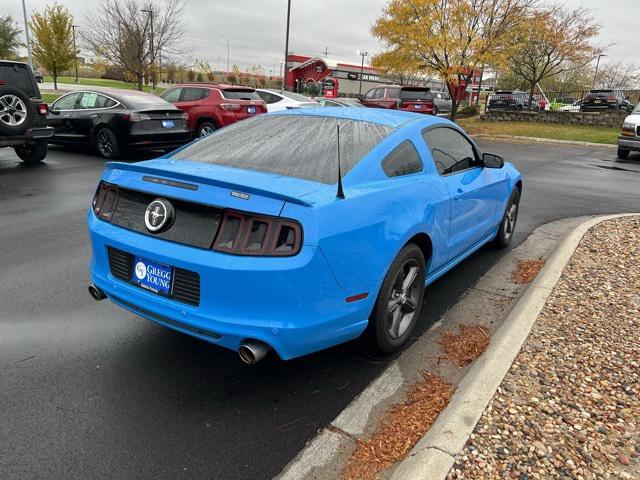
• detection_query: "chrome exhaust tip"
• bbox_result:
[88,284,106,301]
[238,340,270,364]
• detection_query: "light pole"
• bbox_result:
[282,0,292,91]
[592,54,607,89]
[21,0,34,70]
[220,35,230,73]
[71,25,79,84]
[357,50,368,96]
[141,8,155,90]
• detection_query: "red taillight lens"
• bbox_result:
[37,102,48,115]
[220,103,241,111]
[92,182,119,221]
[212,211,302,256]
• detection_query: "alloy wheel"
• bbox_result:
[387,259,421,340]
[199,124,215,137]
[0,94,27,127]
[97,131,114,157]
[503,201,519,242]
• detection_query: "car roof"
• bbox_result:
[270,106,447,128]
[173,83,255,90]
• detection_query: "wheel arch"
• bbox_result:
[195,116,219,129]
[405,232,433,269]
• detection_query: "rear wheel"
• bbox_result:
[94,127,121,159]
[14,140,47,165]
[617,148,630,160]
[432,105,439,116]
[495,188,520,248]
[197,121,217,137]
[368,244,425,354]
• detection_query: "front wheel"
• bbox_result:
[617,148,630,160]
[14,140,47,165]
[494,188,520,248]
[368,244,426,354]
[197,121,217,138]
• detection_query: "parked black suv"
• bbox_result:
[581,90,634,113]
[0,60,53,164]
[487,90,536,111]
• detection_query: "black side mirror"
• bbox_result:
[483,152,504,169]
[357,94,363,101]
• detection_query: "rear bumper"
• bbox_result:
[127,131,192,151]
[0,126,53,147]
[88,213,373,360]
[618,136,640,151]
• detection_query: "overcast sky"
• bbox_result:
[4,0,639,72]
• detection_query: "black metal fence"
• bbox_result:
[485,89,640,113]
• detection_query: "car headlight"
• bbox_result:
[622,122,635,130]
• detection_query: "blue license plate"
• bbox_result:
[162,120,175,128]
[414,105,422,109]
[248,106,256,114]
[133,256,172,296]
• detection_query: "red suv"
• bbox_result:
[160,84,267,137]
[360,85,435,114]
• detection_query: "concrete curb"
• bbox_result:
[472,133,617,149]
[391,213,639,480]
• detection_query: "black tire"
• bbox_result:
[368,243,426,354]
[94,127,121,159]
[432,105,439,116]
[197,121,217,138]
[617,148,630,160]
[0,85,33,135]
[14,139,47,165]
[494,188,520,248]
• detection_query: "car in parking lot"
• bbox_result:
[87,108,522,363]
[486,90,534,111]
[160,84,267,137]
[316,97,363,107]
[617,103,640,159]
[47,89,191,158]
[254,89,320,112]
[581,90,634,112]
[0,59,53,165]
[431,91,452,115]
[360,85,435,114]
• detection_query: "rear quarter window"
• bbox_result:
[382,140,423,177]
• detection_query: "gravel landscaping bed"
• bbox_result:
[448,216,640,480]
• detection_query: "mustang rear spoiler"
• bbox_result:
[105,161,315,207]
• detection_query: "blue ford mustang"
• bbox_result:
[88,108,522,363]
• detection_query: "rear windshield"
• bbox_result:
[116,91,175,109]
[0,63,38,98]
[222,89,260,100]
[171,115,394,184]
[400,88,432,100]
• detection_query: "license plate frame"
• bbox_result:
[161,120,175,128]
[132,256,173,296]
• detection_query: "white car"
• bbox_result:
[618,103,640,160]
[255,89,320,112]
[557,100,582,112]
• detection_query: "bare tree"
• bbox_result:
[82,0,184,91]
[505,4,605,109]
[595,61,640,90]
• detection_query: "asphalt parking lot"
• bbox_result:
[1,142,638,480]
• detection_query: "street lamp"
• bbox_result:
[141,9,155,90]
[71,25,79,84]
[357,50,368,96]
[220,35,230,73]
[592,54,607,89]
[282,0,292,91]
[21,0,34,70]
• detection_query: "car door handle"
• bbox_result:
[453,188,464,201]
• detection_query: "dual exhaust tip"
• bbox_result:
[88,284,270,364]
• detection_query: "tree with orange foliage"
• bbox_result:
[372,0,536,119]
[506,4,604,110]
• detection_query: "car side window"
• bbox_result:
[160,88,182,103]
[382,140,423,177]
[386,87,400,99]
[257,91,280,104]
[52,93,80,111]
[363,88,376,100]
[422,127,480,175]
[373,88,385,99]
[78,92,115,109]
[182,87,209,101]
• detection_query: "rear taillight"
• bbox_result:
[212,210,302,256]
[220,103,241,111]
[129,113,152,122]
[37,102,48,115]
[92,182,119,221]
